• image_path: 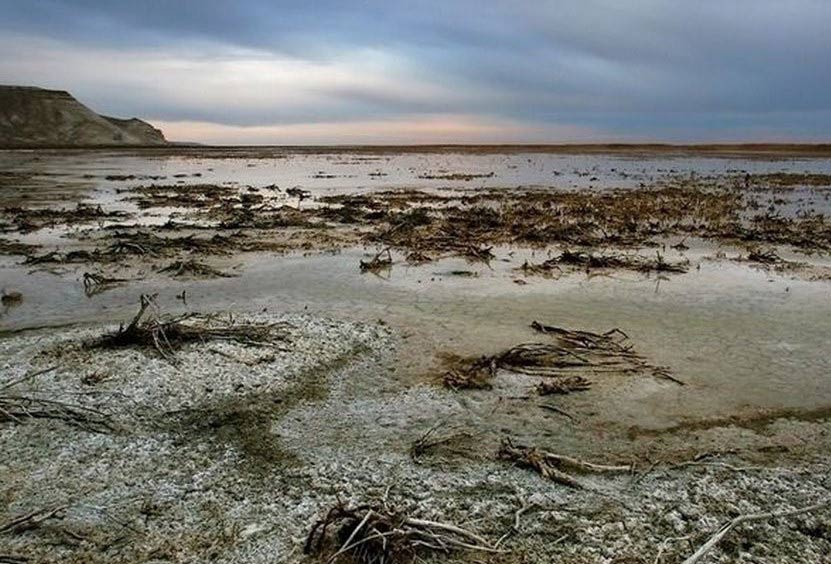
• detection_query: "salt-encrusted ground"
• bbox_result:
[1,315,829,563]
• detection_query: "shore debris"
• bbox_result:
[748,172,831,187]
[0,504,68,535]
[158,259,236,278]
[286,186,312,200]
[87,294,288,361]
[304,501,502,563]
[0,393,113,432]
[730,246,813,278]
[521,250,688,277]
[20,229,286,267]
[359,247,393,273]
[498,438,631,488]
[82,272,129,296]
[519,258,562,278]
[409,422,473,462]
[746,247,783,264]
[417,171,495,181]
[0,239,37,257]
[444,321,677,391]
[404,250,432,264]
[680,499,831,564]
[1,289,23,306]
[529,321,675,380]
[103,231,243,258]
[536,376,591,395]
[443,357,496,390]
[0,203,129,233]
[6,172,831,269]
[124,183,234,209]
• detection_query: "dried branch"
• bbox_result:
[681,499,831,564]
[87,294,289,361]
[498,438,631,488]
[0,505,68,535]
[0,394,114,433]
[305,502,503,563]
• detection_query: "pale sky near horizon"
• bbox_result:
[1,1,829,144]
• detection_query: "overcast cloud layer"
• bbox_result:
[1,1,829,144]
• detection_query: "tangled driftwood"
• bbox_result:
[0,394,113,433]
[443,321,679,391]
[158,259,236,278]
[680,499,831,564]
[360,247,393,273]
[88,294,288,361]
[304,502,502,563]
[498,438,631,488]
[82,272,129,296]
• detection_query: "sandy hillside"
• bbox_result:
[0,85,167,147]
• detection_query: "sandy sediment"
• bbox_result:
[1,312,830,563]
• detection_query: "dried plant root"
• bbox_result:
[304,502,503,563]
[681,499,831,564]
[498,438,631,488]
[87,294,289,361]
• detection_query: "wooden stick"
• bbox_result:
[1,366,58,391]
[327,510,374,563]
[681,500,830,564]
[0,505,67,534]
[541,452,631,473]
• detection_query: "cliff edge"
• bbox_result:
[0,85,168,147]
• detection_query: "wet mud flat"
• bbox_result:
[1,148,831,563]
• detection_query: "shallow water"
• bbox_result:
[2,148,831,437]
[2,244,830,434]
[4,148,831,207]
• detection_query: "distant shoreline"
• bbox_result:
[3,142,831,157]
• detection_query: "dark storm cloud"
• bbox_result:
[1,0,829,141]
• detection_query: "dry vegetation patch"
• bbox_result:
[87,294,289,362]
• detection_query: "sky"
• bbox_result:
[1,0,829,145]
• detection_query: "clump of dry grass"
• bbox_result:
[1,367,113,433]
[409,422,474,462]
[520,249,689,277]
[304,501,502,563]
[158,259,236,278]
[443,321,679,391]
[87,294,289,361]
[0,394,114,432]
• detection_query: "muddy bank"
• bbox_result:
[1,308,830,563]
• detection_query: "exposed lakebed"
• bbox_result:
[1,147,830,563]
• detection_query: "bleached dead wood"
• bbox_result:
[681,499,830,564]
